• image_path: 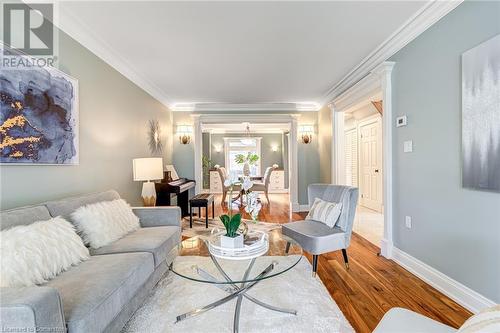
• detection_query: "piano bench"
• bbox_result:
[189,194,215,228]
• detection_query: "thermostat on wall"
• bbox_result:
[396,115,407,127]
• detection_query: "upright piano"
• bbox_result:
[155,165,195,217]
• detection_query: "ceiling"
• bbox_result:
[59,1,428,110]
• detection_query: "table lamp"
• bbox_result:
[133,157,164,206]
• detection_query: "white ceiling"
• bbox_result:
[59,1,428,110]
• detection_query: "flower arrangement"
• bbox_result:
[234,152,259,176]
[220,174,242,239]
[245,191,262,221]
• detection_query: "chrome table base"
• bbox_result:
[174,255,297,333]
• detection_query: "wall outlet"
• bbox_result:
[405,216,412,229]
[404,140,413,153]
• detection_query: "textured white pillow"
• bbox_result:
[306,198,343,228]
[0,217,89,287]
[71,199,140,249]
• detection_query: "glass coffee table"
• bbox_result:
[168,229,303,333]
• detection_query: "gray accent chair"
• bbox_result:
[373,308,457,333]
[0,190,182,333]
[282,184,358,276]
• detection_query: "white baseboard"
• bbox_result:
[392,247,496,313]
[380,238,393,258]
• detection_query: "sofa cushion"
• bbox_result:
[45,190,120,220]
[0,205,51,230]
[282,220,347,254]
[90,226,180,267]
[44,252,153,333]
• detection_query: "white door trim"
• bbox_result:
[192,113,300,212]
[331,61,395,258]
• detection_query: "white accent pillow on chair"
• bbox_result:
[306,198,343,228]
[71,199,140,249]
[0,217,89,287]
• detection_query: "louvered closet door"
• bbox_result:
[344,129,358,187]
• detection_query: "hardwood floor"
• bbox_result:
[204,193,472,332]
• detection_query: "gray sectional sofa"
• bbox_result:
[0,190,182,333]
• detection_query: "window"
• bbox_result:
[224,137,262,176]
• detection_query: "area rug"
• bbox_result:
[182,217,281,238]
[122,256,354,333]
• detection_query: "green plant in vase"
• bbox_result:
[234,152,259,176]
[219,213,241,238]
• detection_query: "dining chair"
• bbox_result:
[249,166,275,204]
[282,184,359,276]
[217,167,241,204]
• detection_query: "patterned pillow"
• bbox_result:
[457,305,500,333]
[306,198,343,228]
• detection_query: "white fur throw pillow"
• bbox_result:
[71,199,140,249]
[0,217,90,287]
[306,198,343,228]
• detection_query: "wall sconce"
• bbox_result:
[271,144,279,152]
[214,144,223,153]
[176,125,193,144]
[299,125,314,144]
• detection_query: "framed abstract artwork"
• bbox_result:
[462,34,500,192]
[0,60,79,165]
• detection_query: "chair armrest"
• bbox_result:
[132,206,182,227]
[0,287,66,332]
[373,308,457,333]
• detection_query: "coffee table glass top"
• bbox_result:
[168,229,303,285]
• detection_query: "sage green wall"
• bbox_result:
[172,111,320,204]
[0,31,172,210]
[390,0,500,302]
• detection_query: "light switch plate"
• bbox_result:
[405,216,412,229]
[404,140,413,153]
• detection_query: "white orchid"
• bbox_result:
[245,191,262,221]
[241,177,253,191]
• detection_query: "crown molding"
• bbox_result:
[332,61,394,112]
[322,0,463,105]
[191,113,300,125]
[57,6,172,107]
[171,102,320,112]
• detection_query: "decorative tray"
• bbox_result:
[208,230,269,260]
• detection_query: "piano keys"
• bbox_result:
[155,165,195,217]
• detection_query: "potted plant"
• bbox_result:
[219,174,244,248]
[234,152,259,176]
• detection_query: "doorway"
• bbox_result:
[331,61,394,257]
[192,114,300,213]
[344,104,384,247]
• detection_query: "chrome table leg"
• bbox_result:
[175,262,275,323]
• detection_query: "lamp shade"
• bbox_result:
[133,158,163,181]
